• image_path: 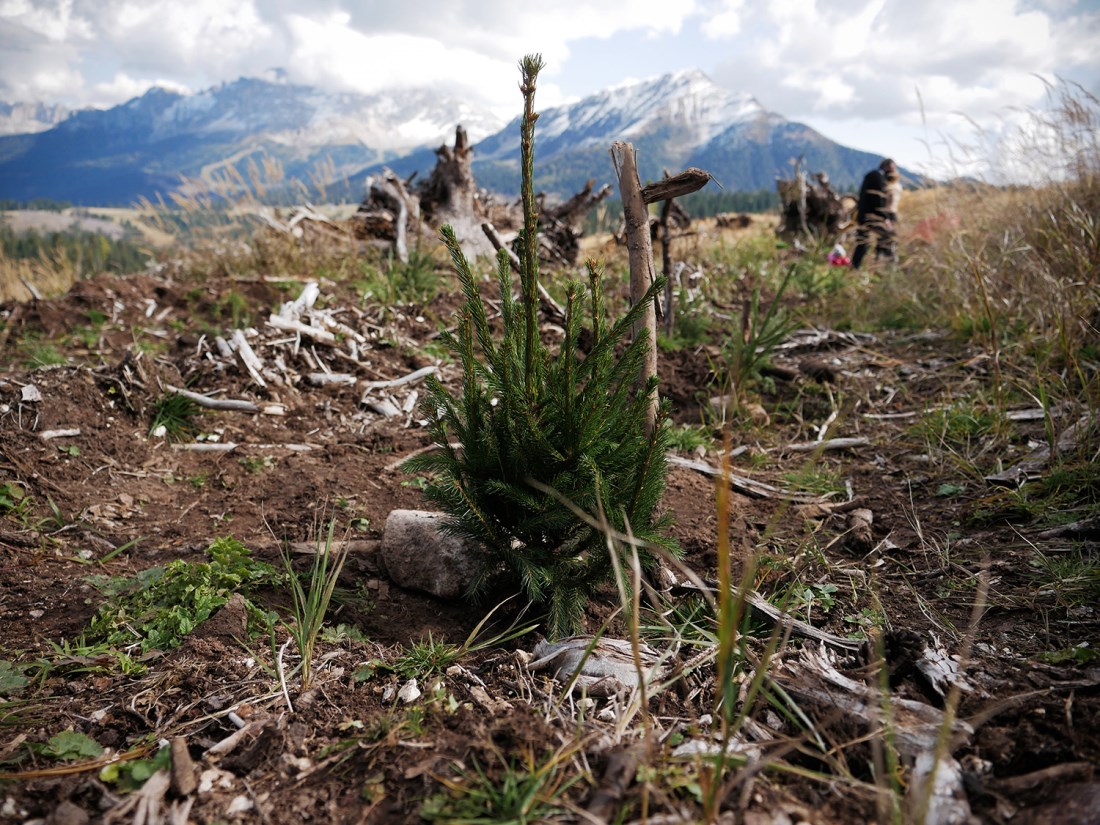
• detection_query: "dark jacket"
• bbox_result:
[856,169,889,222]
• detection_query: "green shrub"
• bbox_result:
[405,55,679,638]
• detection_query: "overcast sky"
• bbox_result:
[2,0,1098,177]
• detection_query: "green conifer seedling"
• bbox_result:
[405,54,679,639]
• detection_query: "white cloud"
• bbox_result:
[89,71,191,106]
[0,0,700,109]
[701,0,1098,171]
[99,0,276,76]
[703,0,745,38]
[0,0,1094,177]
[0,0,92,42]
[282,11,517,108]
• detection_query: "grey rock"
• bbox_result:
[380,510,480,599]
[46,801,88,825]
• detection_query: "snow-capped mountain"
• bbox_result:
[82,77,504,151]
[371,69,887,199]
[0,69,890,205]
[0,102,71,136]
[0,76,504,204]
[482,69,771,157]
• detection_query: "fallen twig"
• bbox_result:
[361,365,438,391]
[668,454,825,503]
[785,437,869,453]
[266,314,337,345]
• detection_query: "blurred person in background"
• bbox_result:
[851,158,899,269]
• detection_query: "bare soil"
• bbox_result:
[0,252,1097,824]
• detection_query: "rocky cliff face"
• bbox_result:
[0,102,71,136]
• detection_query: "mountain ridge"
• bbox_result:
[0,70,899,206]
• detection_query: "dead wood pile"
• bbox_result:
[353,125,611,267]
[776,163,855,240]
[715,212,753,229]
[123,281,443,454]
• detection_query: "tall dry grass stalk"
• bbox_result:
[0,248,81,303]
[133,155,372,286]
[875,82,1098,391]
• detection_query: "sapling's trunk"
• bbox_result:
[519,55,544,402]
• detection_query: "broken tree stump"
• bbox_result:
[611,141,660,435]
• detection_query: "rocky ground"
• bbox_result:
[0,238,1097,823]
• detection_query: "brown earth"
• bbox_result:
[0,251,1097,824]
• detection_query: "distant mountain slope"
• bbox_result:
[363,70,897,199]
[0,70,901,205]
[0,78,504,205]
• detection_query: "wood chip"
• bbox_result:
[38,428,81,440]
[306,373,357,387]
[266,314,337,345]
[169,737,197,797]
[232,330,267,389]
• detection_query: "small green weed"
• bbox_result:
[721,265,798,405]
[787,247,849,301]
[356,602,536,684]
[1038,645,1100,666]
[0,661,30,696]
[42,730,103,761]
[150,392,202,441]
[421,745,584,824]
[1029,547,1100,607]
[70,325,103,349]
[667,423,715,454]
[214,288,251,329]
[418,339,453,363]
[967,458,1100,528]
[783,582,839,621]
[843,607,886,638]
[240,455,276,473]
[320,623,369,644]
[357,247,443,307]
[36,637,148,678]
[658,296,713,351]
[84,536,280,652]
[21,341,66,369]
[911,400,1006,465]
[0,482,29,519]
[782,464,846,496]
[99,745,171,792]
[394,633,463,681]
[132,336,167,356]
